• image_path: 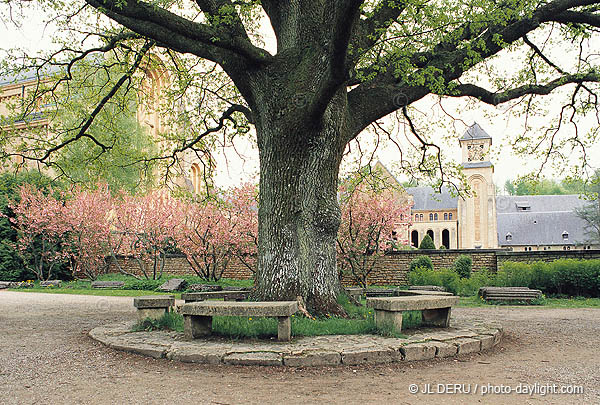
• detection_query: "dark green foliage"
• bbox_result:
[454,255,472,278]
[418,235,435,249]
[498,259,600,297]
[409,255,434,272]
[409,267,495,296]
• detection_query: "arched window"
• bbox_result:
[442,229,450,249]
[411,230,419,247]
[505,233,512,242]
[444,213,448,220]
[562,231,569,240]
[449,213,453,220]
[429,213,433,221]
[191,163,202,194]
[434,213,438,221]
[419,214,424,221]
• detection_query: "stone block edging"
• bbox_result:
[89,320,503,367]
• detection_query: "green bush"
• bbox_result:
[418,235,436,249]
[454,255,472,279]
[409,255,434,272]
[409,267,460,295]
[409,266,496,296]
[498,259,600,297]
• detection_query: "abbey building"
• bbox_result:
[381,123,597,251]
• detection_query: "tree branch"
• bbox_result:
[84,0,272,65]
[449,73,600,105]
[34,41,155,163]
[349,0,407,64]
[553,10,600,27]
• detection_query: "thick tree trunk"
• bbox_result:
[252,87,348,315]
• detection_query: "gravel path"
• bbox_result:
[1,291,598,404]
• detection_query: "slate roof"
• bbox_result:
[0,66,61,86]
[406,186,458,211]
[460,122,492,141]
[496,195,590,246]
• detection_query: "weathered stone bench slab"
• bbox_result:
[91,281,125,289]
[181,301,298,341]
[159,278,187,292]
[40,280,61,287]
[479,287,542,302]
[367,296,459,333]
[133,295,175,321]
[396,290,454,297]
[409,285,447,292]
[344,287,364,301]
[187,284,223,292]
[365,288,399,297]
[181,290,249,302]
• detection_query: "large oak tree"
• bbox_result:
[2,0,600,313]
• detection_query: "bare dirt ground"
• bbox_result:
[0,291,598,405]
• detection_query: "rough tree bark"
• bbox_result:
[247,61,350,314]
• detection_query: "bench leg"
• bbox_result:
[277,316,292,341]
[375,310,403,333]
[421,307,451,327]
[184,315,212,339]
[137,307,168,322]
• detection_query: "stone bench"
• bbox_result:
[133,295,175,321]
[396,290,454,297]
[344,287,364,300]
[479,287,542,302]
[40,280,62,287]
[409,285,447,292]
[367,296,459,333]
[91,281,125,289]
[365,288,399,297]
[181,301,298,341]
[181,290,249,302]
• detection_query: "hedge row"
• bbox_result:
[409,259,600,297]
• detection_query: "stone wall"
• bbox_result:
[340,249,498,286]
[108,249,600,286]
[496,249,600,265]
[108,254,254,280]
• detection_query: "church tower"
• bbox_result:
[457,123,498,248]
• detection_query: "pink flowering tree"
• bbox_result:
[12,185,70,281]
[172,184,258,281]
[337,182,412,287]
[226,184,259,274]
[173,197,235,281]
[113,192,181,280]
[61,186,114,280]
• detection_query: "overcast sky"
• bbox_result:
[2,6,599,192]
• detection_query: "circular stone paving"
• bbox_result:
[89,320,503,367]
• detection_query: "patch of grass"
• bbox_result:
[132,311,183,332]
[96,273,254,290]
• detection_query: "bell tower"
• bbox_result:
[457,123,498,249]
